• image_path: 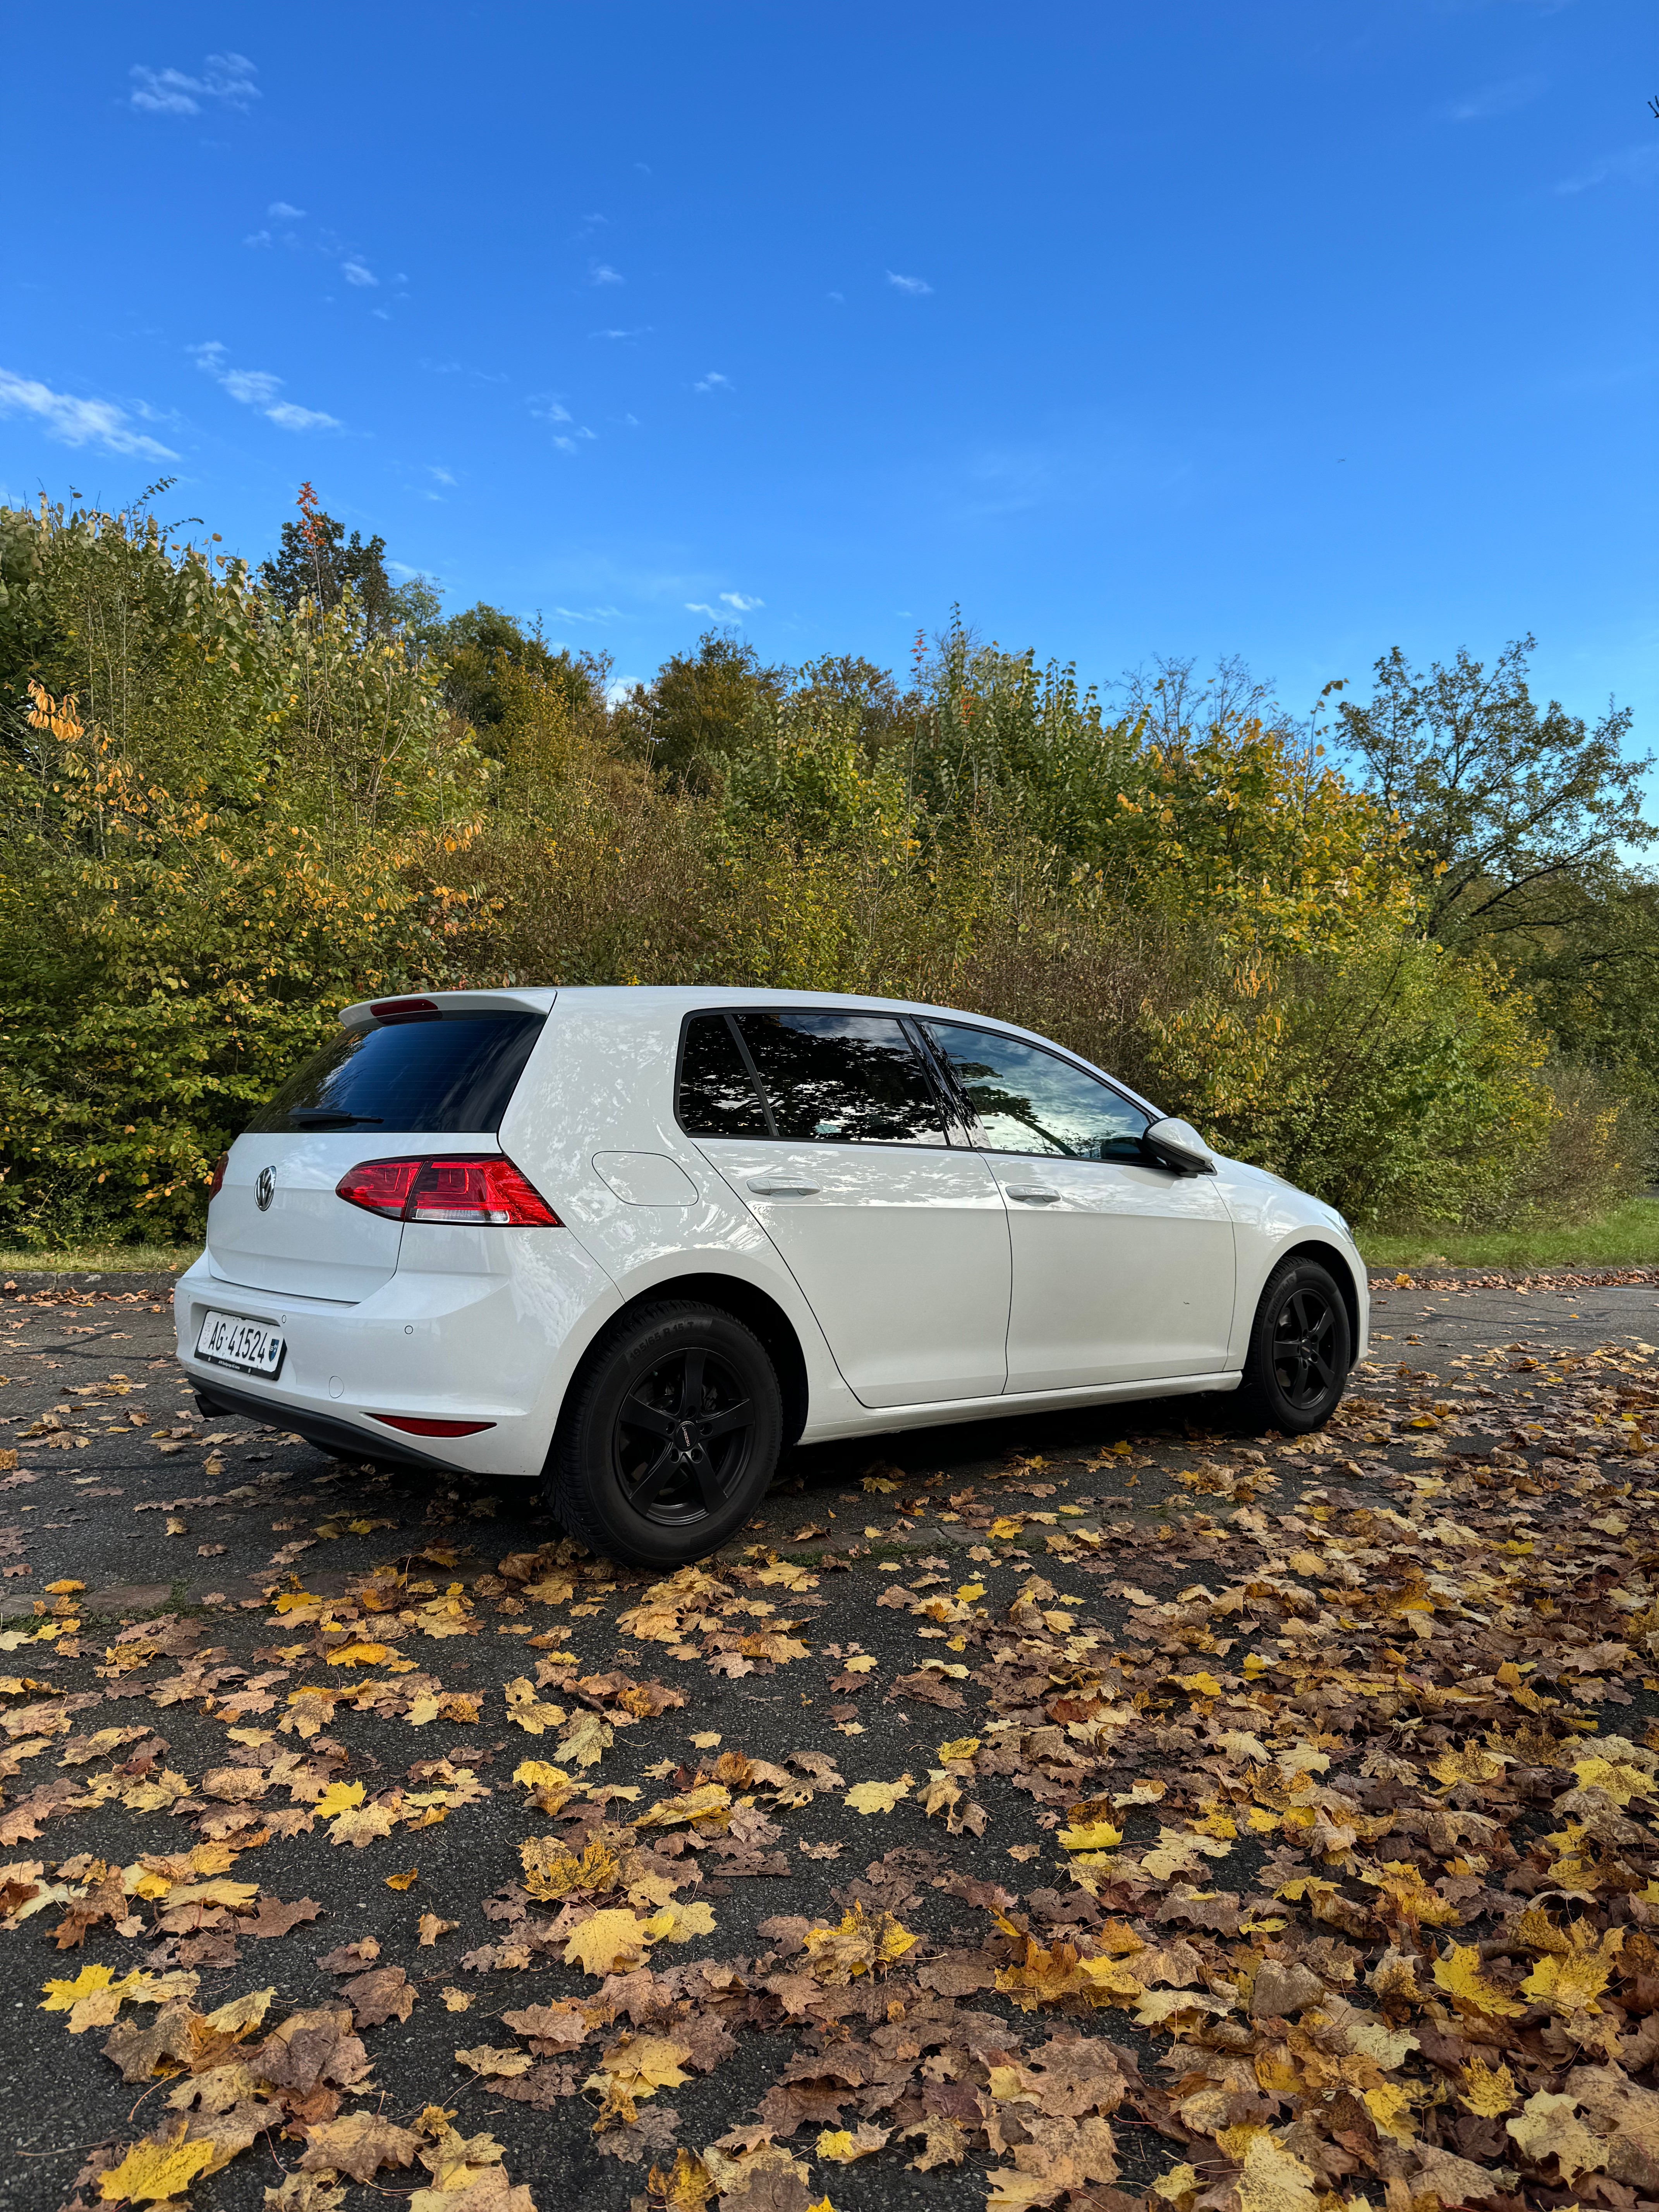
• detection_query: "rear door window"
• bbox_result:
[248,1012,544,1135]
[734,1011,947,1145]
[678,1013,772,1136]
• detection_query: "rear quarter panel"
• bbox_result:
[498,1002,857,1428]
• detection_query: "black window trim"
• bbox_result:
[673,1004,963,1153]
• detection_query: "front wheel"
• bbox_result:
[547,1301,783,1568]
[1237,1255,1352,1434]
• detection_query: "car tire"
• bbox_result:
[1237,1255,1352,1435]
[547,1300,784,1568]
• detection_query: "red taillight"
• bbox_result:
[335,1154,560,1227]
[207,1151,228,1201]
[369,996,440,1022]
[373,1414,496,1437]
[336,1157,424,1219]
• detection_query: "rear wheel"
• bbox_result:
[547,1301,783,1568]
[1238,1255,1352,1434]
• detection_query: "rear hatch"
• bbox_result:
[208,994,550,1302]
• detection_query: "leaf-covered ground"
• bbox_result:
[1,1268,1657,2212]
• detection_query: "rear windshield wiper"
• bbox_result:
[285,1109,385,1128]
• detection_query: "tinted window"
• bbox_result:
[736,1012,946,1145]
[248,1013,543,1135]
[678,1014,770,1136]
[926,1022,1149,1161]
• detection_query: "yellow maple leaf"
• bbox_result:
[313,1779,365,1819]
[936,1736,980,1764]
[1506,2090,1604,2181]
[1362,2081,1417,2143]
[840,1654,876,1674]
[1461,2057,1519,2118]
[642,1898,717,1944]
[326,1641,391,1667]
[40,1963,118,2013]
[844,1774,913,1815]
[986,1517,1024,1539]
[385,1868,419,1891]
[1522,1946,1614,2014]
[97,2124,217,2203]
[1432,1942,1525,2017]
[1224,2128,1319,2212]
[563,1908,653,1976]
[1058,1819,1124,1851]
[590,2032,691,2097]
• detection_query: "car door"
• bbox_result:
[922,1019,1235,1391]
[678,1008,1012,1409]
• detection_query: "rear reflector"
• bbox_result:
[208,1151,228,1200]
[369,996,440,1022]
[373,1414,497,1437]
[336,1153,561,1227]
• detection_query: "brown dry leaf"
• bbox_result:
[297,2110,423,2183]
[455,2044,534,2079]
[1506,2090,1606,2181]
[418,1912,457,1946]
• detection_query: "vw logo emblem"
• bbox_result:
[255,1166,276,1212]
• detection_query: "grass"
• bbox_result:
[6,1195,1659,1281]
[1364,1195,1659,1272]
[0,1242,199,1277]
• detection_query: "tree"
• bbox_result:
[259,482,397,633]
[625,629,788,789]
[430,603,605,743]
[1337,635,1650,941]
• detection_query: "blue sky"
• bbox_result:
[3,2,1654,736]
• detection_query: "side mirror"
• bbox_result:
[1143,1115,1216,1175]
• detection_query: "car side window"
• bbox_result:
[678,1014,771,1136]
[735,1011,948,1146]
[925,1022,1149,1162]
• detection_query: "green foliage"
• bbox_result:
[0,490,1649,1248]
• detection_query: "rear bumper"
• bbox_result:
[173,1228,621,1480]
[190,1376,465,1475]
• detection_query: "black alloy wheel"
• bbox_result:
[548,1300,783,1568]
[1239,1254,1352,1434]
[614,1343,756,1524]
[1269,1281,1341,1412]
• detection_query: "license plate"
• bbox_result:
[195,1309,286,1378]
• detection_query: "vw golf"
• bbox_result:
[175,988,1367,1566]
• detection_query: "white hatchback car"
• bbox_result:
[176,987,1367,1566]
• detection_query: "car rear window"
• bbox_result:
[678,1014,771,1136]
[247,1012,544,1135]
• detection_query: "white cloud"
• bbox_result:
[264,401,339,431]
[694,370,731,392]
[341,258,378,287]
[129,52,258,116]
[1556,143,1659,194]
[684,602,718,616]
[720,591,763,612]
[191,342,341,432]
[220,366,282,405]
[243,230,273,249]
[886,270,932,295]
[268,201,305,218]
[552,604,622,623]
[828,290,845,304]
[1442,74,1544,122]
[428,465,457,487]
[589,262,625,285]
[0,369,177,458]
[591,326,652,340]
[529,395,572,422]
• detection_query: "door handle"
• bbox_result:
[745,1178,821,1197]
[1005,1185,1062,1203]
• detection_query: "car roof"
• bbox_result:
[336,985,1165,1118]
